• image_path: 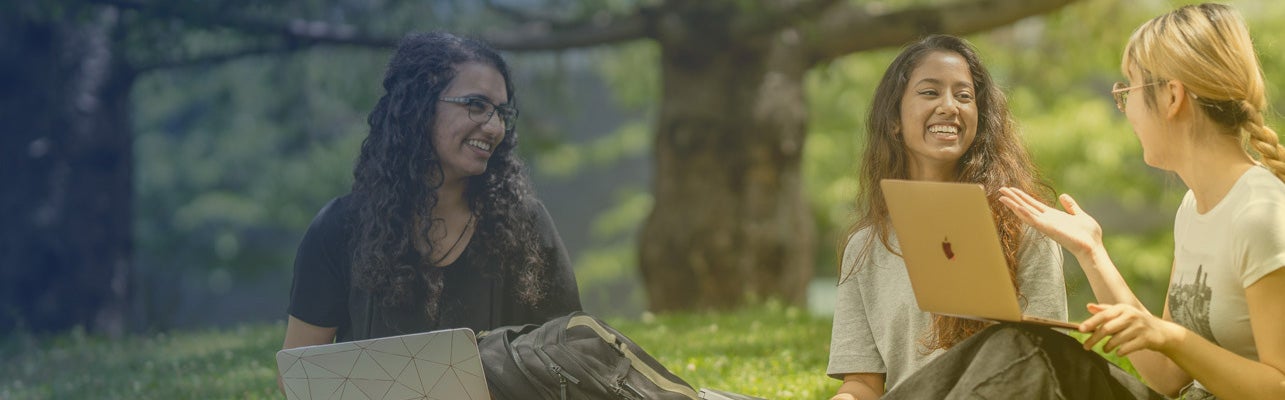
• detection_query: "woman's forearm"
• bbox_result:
[1163,329,1285,399]
[1074,248,1145,309]
[832,380,882,400]
[1125,349,1189,397]
[1074,249,1193,394]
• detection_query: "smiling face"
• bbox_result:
[898,50,979,181]
[432,62,509,182]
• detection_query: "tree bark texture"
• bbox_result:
[640,26,815,311]
[0,8,133,335]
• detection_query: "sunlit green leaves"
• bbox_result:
[595,41,660,110]
[573,188,652,315]
[535,119,652,178]
[133,47,380,280]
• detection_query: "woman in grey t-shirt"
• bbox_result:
[827,35,1068,399]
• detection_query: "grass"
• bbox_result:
[0,325,283,399]
[0,302,1137,399]
[611,302,835,399]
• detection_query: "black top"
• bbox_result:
[287,194,582,342]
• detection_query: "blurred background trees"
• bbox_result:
[3,0,1280,334]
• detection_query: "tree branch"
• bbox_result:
[482,0,566,26]
[95,0,653,53]
[480,7,656,51]
[728,0,843,38]
[132,42,323,74]
[91,0,400,48]
[805,0,1080,63]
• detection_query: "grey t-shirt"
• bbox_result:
[826,226,1068,389]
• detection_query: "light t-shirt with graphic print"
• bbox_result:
[1169,165,1285,364]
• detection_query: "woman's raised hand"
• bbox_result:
[997,187,1104,259]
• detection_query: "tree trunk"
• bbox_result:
[0,8,133,335]
[639,28,814,312]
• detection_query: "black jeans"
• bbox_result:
[883,323,1167,399]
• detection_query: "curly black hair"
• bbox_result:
[350,32,547,318]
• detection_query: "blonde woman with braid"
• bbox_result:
[1003,3,1285,398]
[882,4,1285,399]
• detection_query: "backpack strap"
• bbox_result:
[566,315,699,399]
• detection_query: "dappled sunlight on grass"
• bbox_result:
[0,303,1141,399]
[609,301,834,399]
[0,323,285,399]
[0,305,831,399]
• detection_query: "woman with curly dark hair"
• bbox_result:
[279,32,581,355]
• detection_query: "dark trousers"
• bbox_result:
[884,324,1167,400]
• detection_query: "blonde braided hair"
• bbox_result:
[1123,3,1285,182]
[1240,100,1285,181]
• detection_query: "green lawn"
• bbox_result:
[0,302,1134,399]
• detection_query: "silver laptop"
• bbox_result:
[699,388,769,399]
[881,179,1077,329]
[276,328,491,400]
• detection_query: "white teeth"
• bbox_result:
[466,139,492,151]
[928,125,958,134]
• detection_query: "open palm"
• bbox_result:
[998,187,1104,259]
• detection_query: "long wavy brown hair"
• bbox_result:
[350,32,547,319]
[838,35,1052,351]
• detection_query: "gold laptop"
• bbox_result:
[880,179,1077,330]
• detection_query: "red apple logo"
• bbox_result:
[942,237,955,260]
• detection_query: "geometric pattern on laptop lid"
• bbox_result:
[277,328,489,400]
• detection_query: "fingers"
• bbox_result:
[1002,188,1085,217]
[1059,193,1082,215]
[998,188,1049,224]
[1105,320,1154,355]
[1079,303,1109,332]
[1079,303,1117,350]
[998,196,1035,222]
[1082,329,1109,351]
[1099,320,1138,353]
[1001,187,1046,211]
[1080,304,1158,355]
[1115,337,1147,356]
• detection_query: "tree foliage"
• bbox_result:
[13,0,1282,332]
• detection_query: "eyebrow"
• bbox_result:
[913,78,974,89]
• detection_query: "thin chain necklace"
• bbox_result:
[431,212,474,266]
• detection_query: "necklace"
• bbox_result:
[431,212,474,266]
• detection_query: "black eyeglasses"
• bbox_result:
[439,96,519,131]
[1111,81,1162,112]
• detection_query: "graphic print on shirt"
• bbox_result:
[1167,265,1217,344]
